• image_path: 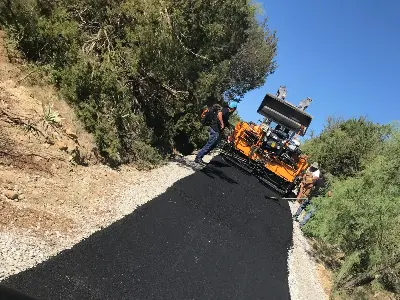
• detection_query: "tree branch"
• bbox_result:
[163,7,213,62]
[140,68,189,97]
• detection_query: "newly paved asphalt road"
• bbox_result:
[2,156,293,300]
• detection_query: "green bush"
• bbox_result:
[0,0,277,165]
[303,125,400,294]
[302,117,391,178]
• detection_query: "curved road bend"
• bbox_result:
[2,156,293,300]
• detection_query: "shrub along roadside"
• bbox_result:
[0,0,277,166]
[301,119,400,298]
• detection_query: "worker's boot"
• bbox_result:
[194,157,206,165]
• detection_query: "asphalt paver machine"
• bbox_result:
[221,89,313,195]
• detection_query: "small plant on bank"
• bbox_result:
[43,104,62,126]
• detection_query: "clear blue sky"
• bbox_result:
[238,0,400,135]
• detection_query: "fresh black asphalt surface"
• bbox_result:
[2,156,293,300]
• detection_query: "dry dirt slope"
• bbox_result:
[0,28,119,236]
[0,30,196,280]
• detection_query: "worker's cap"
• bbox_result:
[311,162,319,169]
[229,102,238,109]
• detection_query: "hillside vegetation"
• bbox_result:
[302,117,400,299]
[0,0,277,166]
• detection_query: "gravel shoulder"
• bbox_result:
[288,201,330,300]
[2,155,292,299]
[0,159,198,281]
[1,153,329,300]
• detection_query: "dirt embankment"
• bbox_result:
[0,31,196,279]
[0,29,113,236]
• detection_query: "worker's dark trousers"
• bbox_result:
[196,128,219,159]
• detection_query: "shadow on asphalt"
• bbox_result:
[201,163,239,184]
[2,156,293,300]
[0,284,38,300]
[171,155,244,185]
[206,160,230,168]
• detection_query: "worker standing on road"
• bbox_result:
[296,162,320,202]
[220,101,238,143]
[195,101,237,164]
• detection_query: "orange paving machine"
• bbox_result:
[221,92,313,195]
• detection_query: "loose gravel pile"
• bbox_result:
[287,201,328,300]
